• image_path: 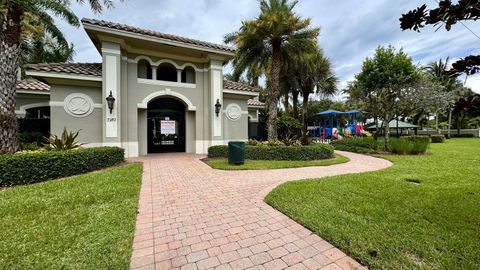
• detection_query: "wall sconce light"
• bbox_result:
[106,91,116,114]
[215,99,222,117]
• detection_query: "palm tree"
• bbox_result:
[225,0,319,140]
[295,48,337,143]
[423,58,463,137]
[0,0,117,153]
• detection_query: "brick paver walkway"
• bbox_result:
[129,151,391,270]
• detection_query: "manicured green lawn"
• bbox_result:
[0,163,143,270]
[265,139,480,270]
[205,154,349,170]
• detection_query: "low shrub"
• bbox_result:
[0,147,124,186]
[208,145,229,158]
[208,144,334,161]
[431,134,445,143]
[331,137,380,154]
[389,136,429,155]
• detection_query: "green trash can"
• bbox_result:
[228,141,245,165]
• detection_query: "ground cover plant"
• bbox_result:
[266,139,480,269]
[0,163,143,269]
[205,154,349,170]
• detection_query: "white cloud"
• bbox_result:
[59,0,480,94]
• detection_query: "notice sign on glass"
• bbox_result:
[160,120,176,135]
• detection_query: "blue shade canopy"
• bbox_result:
[344,109,360,114]
[316,109,345,116]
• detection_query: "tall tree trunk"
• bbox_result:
[292,90,299,119]
[283,92,289,115]
[373,115,379,140]
[457,112,464,135]
[447,108,452,138]
[383,114,390,151]
[435,110,440,134]
[301,91,310,144]
[267,42,281,140]
[0,5,23,153]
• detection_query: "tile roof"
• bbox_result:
[224,80,261,93]
[82,18,235,54]
[25,63,262,99]
[16,79,50,92]
[247,98,265,107]
[26,63,102,77]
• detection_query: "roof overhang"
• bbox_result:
[26,70,102,88]
[223,89,259,98]
[83,22,235,61]
[16,90,50,95]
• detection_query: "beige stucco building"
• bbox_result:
[16,19,263,157]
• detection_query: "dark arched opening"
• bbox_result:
[137,59,153,79]
[156,63,177,82]
[181,66,196,83]
[147,97,186,153]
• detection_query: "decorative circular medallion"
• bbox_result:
[64,93,94,117]
[226,103,242,121]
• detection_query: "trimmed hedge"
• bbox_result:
[208,144,334,161]
[0,147,125,186]
[431,134,445,143]
[331,137,380,154]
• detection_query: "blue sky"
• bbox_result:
[59,0,480,94]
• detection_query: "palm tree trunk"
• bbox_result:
[0,5,23,153]
[301,91,310,144]
[292,90,299,119]
[267,42,281,140]
[283,92,289,115]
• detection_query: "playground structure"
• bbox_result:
[310,109,367,142]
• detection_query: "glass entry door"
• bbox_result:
[147,98,186,153]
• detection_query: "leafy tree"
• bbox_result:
[406,74,452,133]
[350,45,419,150]
[453,94,480,133]
[400,0,480,76]
[423,58,468,136]
[224,0,319,140]
[0,0,118,153]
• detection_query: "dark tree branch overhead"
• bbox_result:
[400,0,480,76]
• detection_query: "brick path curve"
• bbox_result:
[130,151,392,270]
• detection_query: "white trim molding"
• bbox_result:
[137,78,196,89]
[26,71,102,82]
[16,90,50,96]
[137,88,197,111]
[132,56,202,72]
[15,102,50,115]
[223,89,259,97]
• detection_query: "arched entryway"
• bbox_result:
[147,98,186,153]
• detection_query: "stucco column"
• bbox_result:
[177,69,182,82]
[102,41,122,145]
[209,59,223,142]
[152,66,157,80]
